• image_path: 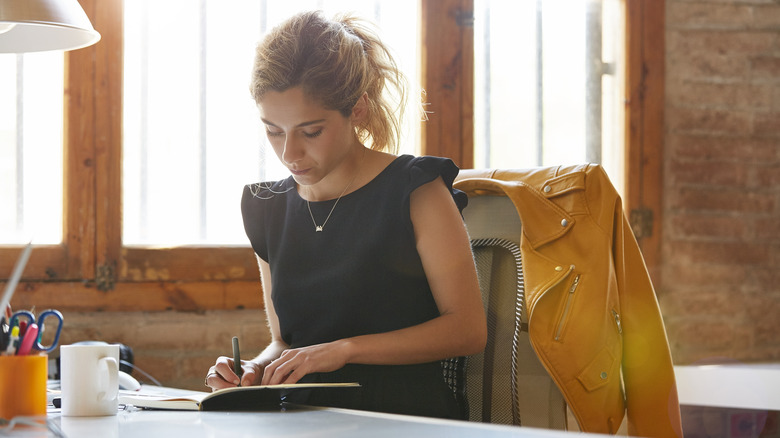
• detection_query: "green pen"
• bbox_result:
[232,336,243,386]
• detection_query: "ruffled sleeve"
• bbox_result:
[406,155,468,213]
[241,184,268,262]
[241,178,293,263]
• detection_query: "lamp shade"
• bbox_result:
[0,0,101,53]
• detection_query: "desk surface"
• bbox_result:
[675,363,780,411]
[7,384,593,438]
[47,407,580,438]
[8,364,775,437]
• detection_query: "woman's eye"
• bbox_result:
[265,129,284,137]
[303,129,323,139]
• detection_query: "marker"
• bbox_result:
[16,323,38,356]
[0,322,8,351]
[4,326,19,355]
[232,336,242,386]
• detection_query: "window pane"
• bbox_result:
[123,0,419,246]
[474,0,624,195]
[0,53,64,245]
[600,0,625,195]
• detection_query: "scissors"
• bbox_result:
[9,309,63,353]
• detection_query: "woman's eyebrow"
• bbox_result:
[261,118,327,128]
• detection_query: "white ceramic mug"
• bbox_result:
[60,344,120,416]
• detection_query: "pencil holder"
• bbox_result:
[0,353,48,420]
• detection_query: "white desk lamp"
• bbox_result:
[0,0,100,53]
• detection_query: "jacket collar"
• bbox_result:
[455,166,587,249]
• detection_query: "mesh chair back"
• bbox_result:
[467,238,524,423]
[448,194,568,428]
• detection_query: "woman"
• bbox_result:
[205,10,486,419]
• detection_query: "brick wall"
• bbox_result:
[662,0,780,364]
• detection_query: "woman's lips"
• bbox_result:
[289,168,310,176]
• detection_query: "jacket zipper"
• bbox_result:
[554,273,580,341]
[612,309,623,334]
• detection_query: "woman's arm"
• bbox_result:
[261,176,486,385]
[206,256,289,389]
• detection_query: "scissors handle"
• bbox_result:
[34,309,64,353]
[8,310,35,329]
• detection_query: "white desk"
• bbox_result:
[675,364,780,410]
[7,384,596,438]
[674,364,780,438]
[33,363,778,438]
[46,407,586,438]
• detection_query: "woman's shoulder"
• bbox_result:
[392,155,460,187]
[241,178,296,222]
[393,154,467,211]
[243,178,295,202]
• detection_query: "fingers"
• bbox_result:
[260,343,347,385]
[239,362,262,387]
[205,356,241,391]
[209,343,338,388]
[261,351,304,386]
[204,368,222,391]
[206,357,266,391]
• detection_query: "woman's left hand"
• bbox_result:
[260,340,351,385]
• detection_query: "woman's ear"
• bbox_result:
[350,92,369,126]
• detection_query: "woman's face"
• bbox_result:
[257,87,361,188]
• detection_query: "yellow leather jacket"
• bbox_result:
[455,164,682,437]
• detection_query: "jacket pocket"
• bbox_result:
[577,347,617,392]
[553,273,581,341]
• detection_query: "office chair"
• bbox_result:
[442,193,568,429]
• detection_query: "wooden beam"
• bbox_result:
[6,280,263,312]
[420,0,474,168]
[624,0,665,284]
[121,247,260,282]
[63,0,98,280]
[0,245,68,280]
[92,0,124,288]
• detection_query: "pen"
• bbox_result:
[0,319,8,351]
[232,336,242,386]
[16,323,38,356]
[4,326,19,355]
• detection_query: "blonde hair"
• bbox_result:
[250,11,408,154]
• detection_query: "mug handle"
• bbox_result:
[97,357,119,401]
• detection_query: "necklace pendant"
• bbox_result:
[315,225,323,232]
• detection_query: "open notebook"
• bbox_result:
[119,383,360,411]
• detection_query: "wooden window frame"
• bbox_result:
[624,0,664,284]
[2,0,663,311]
[4,0,259,312]
[421,0,664,284]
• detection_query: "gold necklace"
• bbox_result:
[305,149,365,232]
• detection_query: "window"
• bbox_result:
[473,0,625,194]
[2,0,663,311]
[122,0,419,246]
[0,52,64,244]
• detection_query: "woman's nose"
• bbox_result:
[282,136,304,164]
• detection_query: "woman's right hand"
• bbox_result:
[204,356,263,391]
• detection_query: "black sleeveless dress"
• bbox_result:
[241,155,467,418]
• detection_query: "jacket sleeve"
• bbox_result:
[611,179,682,437]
